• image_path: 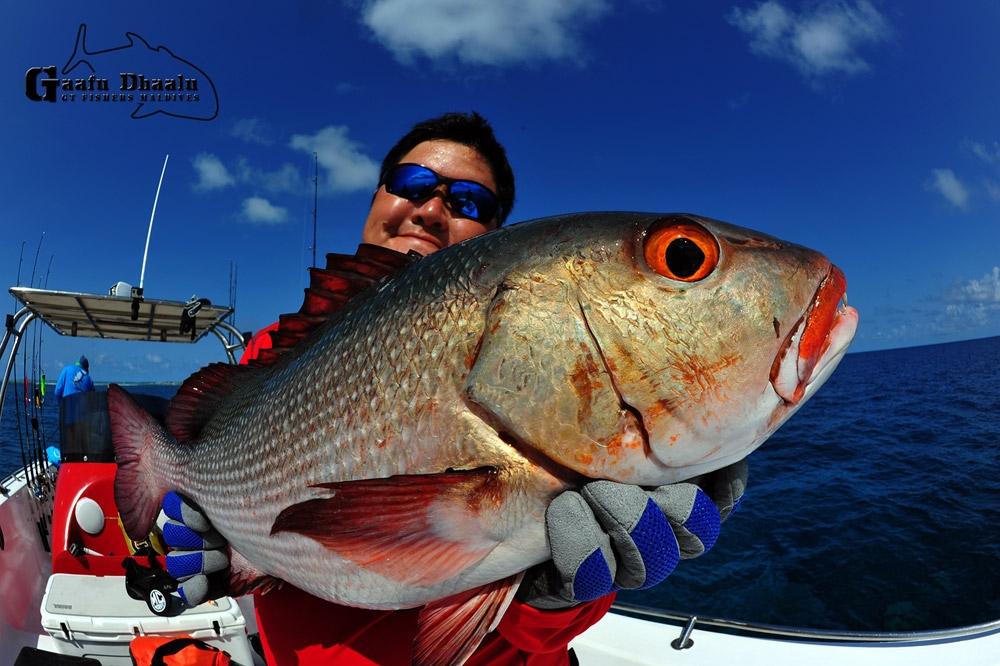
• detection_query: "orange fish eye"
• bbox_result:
[643,221,720,282]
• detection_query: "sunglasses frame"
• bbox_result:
[381,163,501,223]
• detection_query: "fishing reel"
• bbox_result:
[123,556,180,616]
[180,296,212,340]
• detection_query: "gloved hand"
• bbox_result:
[517,459,748,609]
[156,491,229,607]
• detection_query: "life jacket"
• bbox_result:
[129,635,230,666]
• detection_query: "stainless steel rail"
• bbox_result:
[0,309,37,421]
[611,601,1000,644]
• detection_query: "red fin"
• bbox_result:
[248,243,416,369]
[228,548,282,597]
[270,469,501,586]
[108,384,174,540]
[165,363,261,442]
[413,574,523,666]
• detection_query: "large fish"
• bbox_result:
[109,212,857,664]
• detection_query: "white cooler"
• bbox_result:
[40,574,257,665]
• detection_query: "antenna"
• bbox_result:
[311,151,318,267]
[140,154,169,290]
[132,154,168,320]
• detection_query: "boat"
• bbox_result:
[3,284,999,665]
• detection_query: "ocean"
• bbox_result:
[2,336,998,632]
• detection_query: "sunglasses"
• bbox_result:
[381,163,501,223]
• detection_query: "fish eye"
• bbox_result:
[643,220,720,282]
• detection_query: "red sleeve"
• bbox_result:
[239,322,279,365]
[466,594,616,666]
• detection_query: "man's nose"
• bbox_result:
[413,189,449,230]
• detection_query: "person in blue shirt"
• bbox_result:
[54,355,95,400]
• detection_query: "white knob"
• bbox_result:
[74,497,105,536]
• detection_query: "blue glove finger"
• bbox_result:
[545,491,616,603]
[581,482,679,591]
[650,484,722,559]
[162,491,212,533]
[156,512,227,550]
[174,574,209,607]
[166,549,229,581]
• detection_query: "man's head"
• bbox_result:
[362,112,515,256]
[79,356,89,371]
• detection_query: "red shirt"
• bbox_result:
[240,325,614,665]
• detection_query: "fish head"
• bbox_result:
[467,212,857,486]
[566,213,858,483]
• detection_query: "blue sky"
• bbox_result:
[3,1,999,382]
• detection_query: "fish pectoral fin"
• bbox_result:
[270,469,502,587]
[413,573,523,666]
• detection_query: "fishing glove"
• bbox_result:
[517,458,748,610]
[156,491,229,607]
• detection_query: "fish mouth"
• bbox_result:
[769,265,859,404]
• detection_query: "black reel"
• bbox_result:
[123,556,179,616]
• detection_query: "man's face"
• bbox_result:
[361,140,499,255]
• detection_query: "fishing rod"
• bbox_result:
[18,234,45,487]
[29,256,55,492]
[312,151,318,268]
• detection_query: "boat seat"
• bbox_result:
[51,462,134,575]
[51,390,170,576]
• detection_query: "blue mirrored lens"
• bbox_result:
[449,181,498,222]
[387,165,438,200]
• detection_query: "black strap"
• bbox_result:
[150,637,222,666]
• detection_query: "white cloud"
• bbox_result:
[985,180,1000,202]
[289,126,379,193]
[940,267,1000,330]
[231,118,273,146]
[951,267,1000,304]
[929,169,970,209]
[728,1,890,81]
[236,158,304,195]
[192,153,235,191]
[241,196,289,225]
[970,141,1000,164]
[360,0,609,66]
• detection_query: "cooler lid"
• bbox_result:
[42,574,239,630]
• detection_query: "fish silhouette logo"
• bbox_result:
[51,23,219,121]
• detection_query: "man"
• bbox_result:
[160,112,746,665]
[54,355,95,401]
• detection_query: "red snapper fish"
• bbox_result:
[109,212,858,665]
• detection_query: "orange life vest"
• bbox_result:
[129,635,230,666]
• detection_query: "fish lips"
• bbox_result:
[770,265,859,405]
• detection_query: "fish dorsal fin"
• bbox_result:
[246,243,417,368]
[166,363,261,442]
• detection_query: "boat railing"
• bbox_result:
[611,601,1000,645]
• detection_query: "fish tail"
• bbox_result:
[62,24,89,75]
[107,384,179,541]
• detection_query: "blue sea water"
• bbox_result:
[2,337,998,632]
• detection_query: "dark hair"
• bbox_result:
[380,112,515,224]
